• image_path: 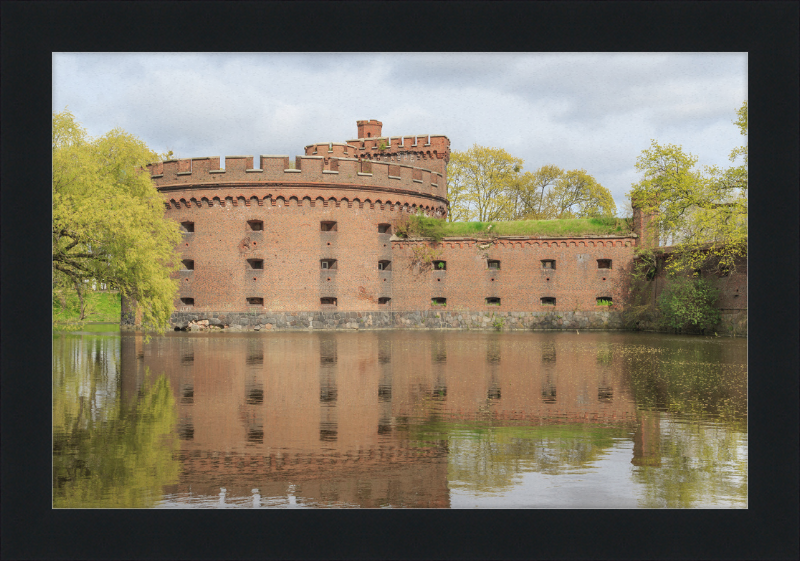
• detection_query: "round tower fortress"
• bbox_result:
[146,120,452,321]
[130,119,640,331]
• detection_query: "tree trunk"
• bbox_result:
[74,280,86,320]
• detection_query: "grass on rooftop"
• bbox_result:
[399,215,633,240]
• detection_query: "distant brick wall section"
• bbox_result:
[390,237,636,312]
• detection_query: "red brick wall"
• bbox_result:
[165,187,443,313]
[390,238,636,312]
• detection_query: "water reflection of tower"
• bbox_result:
[318,334,338,444]
[243,339,264,445]
[377,332,393,437]
[178,338,195,441]
[431,333,448,404]
[541,340,557,404]
[631,410,661,467]
[486,336,501,402]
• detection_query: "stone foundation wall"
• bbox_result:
[119,309,627,332]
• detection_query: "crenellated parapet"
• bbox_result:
[147,155,447,201]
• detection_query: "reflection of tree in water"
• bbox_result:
[632,418,747,508]
[53,336,179,507]
[443,424,631,493]
[620,340,747,507]
[624,340,747,422]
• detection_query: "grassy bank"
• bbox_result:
[398,215,633,240]
[53,291,122,324]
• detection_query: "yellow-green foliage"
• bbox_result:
[627,101,747,275]
[447,145,616,222]
[53,109,181,331]
[53,361,180,508]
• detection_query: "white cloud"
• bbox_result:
[53,52,747,215]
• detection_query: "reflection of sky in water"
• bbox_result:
[450,441,641,508]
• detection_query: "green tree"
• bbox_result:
[52,109,181,329]
[545,168,617,219]
[507,164,563,220]
[627,102,747,275]
[508,165,615,220]
[446,145,522,222]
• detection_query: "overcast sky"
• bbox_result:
[53,52,747,216]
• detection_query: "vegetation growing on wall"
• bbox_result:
[656,277,721,333]
[395,212,631,240]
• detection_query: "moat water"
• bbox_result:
[53,329,747,508]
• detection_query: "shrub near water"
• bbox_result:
[657,277,721,333]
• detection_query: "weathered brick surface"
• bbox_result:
[132,120,744,334]
[390,237,635,313]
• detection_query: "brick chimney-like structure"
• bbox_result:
[356,119,382,139]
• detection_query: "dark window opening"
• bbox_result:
[541,259,556,269]
[319,427,338,442]
[181,259,194,270]
[247,259,264,270]
[598,387,613,403]
[247,428,264,443]
[431,297,447,306]
[247,220,263,231]
[378,297,391,304]
[597,259,612,269]
[321,297,337,306]
[247,297,263,306]
[432,260,446,271]
[320,386,338,403]
[246,354,263,365]
[432,385,447,399]
[597,297,613,306]
[246,388,264,405]
[367,133,372,138]
[180,297,194,306]
[320,259,337,270]
[378,260,391,271]
[377,423,392,435]
[378,223,391,234]
[488,384,501,400]
[181,385,194,404]
[488,260,501,270]
[486,297,501,306]
[541,297,556,306]
[180,221,194,233]
[321,221,338,231]
[178,423,194,440]
[542,385,557,404]
[378,385,392,400]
